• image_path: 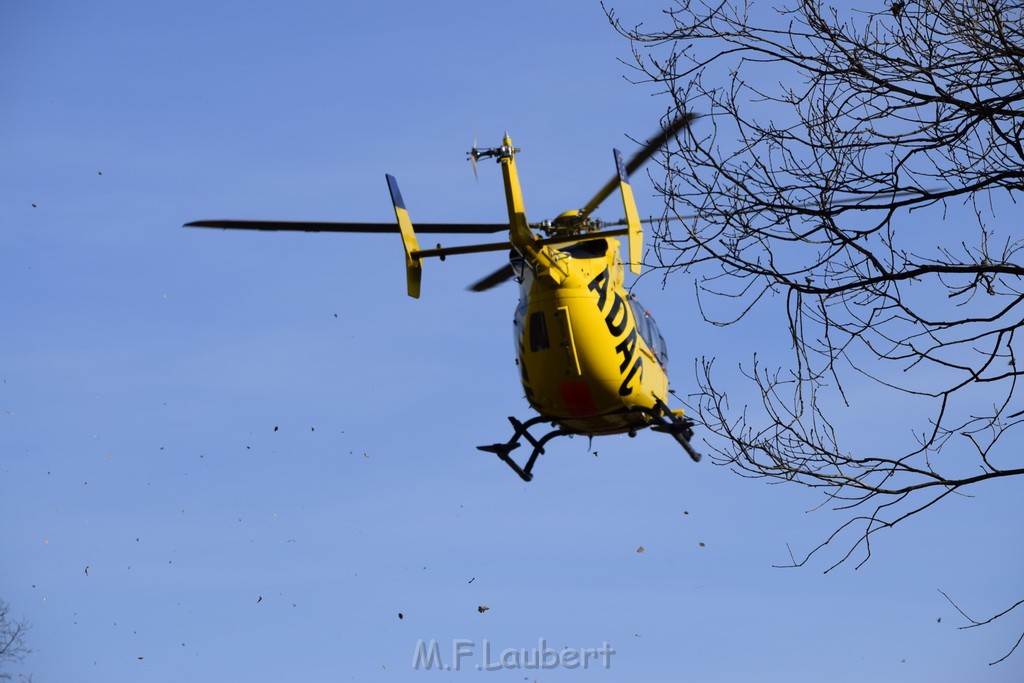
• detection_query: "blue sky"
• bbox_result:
[2,1,1021,681]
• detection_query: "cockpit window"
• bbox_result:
[563,239,608,259]
[628,295,669,368]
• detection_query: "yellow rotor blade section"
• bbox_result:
[386,174,422,298]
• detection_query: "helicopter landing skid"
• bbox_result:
[646,398,703,463]
[479,401,701,482]
[477,416,571,482]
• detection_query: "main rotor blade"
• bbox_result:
[468,264,515,292]
[183,219,509,234]
[579,112,698,218]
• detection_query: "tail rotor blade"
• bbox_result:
[468,129,480,180]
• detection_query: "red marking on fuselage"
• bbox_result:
[559,380,598,416]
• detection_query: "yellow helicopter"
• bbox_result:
[185,114,701,481]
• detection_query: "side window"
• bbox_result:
[529,311,550,351]
[629,295,670,369]
[628,297,650,342]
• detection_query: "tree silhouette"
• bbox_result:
[0,600,31,681]
[607,0,1023,663]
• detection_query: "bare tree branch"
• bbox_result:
[0,600,31,681]
[939,590,1024,664]
[608,0,1023,661]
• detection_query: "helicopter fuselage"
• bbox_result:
[512,239,670,435]
[492,134,674,437]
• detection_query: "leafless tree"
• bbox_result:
[0,600,31,681]
[606,0,1023,662]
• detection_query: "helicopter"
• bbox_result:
[185,114,701,481]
